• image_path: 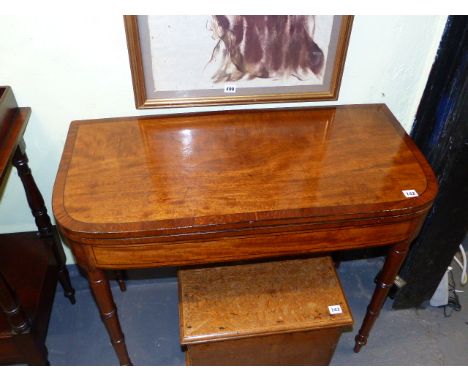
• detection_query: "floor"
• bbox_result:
[45,255,468,366]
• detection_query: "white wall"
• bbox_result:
[0,15,447,263]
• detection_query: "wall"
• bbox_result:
[0,15,447,263]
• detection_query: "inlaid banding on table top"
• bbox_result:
[54,105,434,234]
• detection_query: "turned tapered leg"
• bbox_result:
[50,227,76,304]
[114,270,127,292]
[0,272,30,335]
[12,142,76,304]
[87,269,133,366]
[354,241,411,353]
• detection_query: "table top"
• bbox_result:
[53,104,437,241]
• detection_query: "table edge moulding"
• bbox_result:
[52,103,438,365]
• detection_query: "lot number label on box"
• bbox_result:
[328,305,343,315]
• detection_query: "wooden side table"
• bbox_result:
[0,86,75,365]
[53,104,438,365]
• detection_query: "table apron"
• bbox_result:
[90,219,416,269]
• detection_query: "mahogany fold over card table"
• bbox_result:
[53,104,438,365]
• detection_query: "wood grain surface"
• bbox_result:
[179,256,352,344]
[53,104,437,241]
[91,219,418,269]
[185,328,344,366]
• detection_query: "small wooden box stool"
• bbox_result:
[178,256,353,366]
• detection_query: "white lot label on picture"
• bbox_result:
[328,305,343,315]
[224,84,237,93]
[402,189,419,198]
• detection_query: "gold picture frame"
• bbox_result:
[124,15,353,109]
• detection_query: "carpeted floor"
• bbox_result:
[45,255,468,366]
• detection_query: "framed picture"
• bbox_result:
[124,15,353,109]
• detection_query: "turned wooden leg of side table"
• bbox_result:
[354,240,411,352]
[0,271,49,365]
[12,142,76,305]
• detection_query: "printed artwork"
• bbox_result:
[145,15,335,92]
[208,16,326,83]
[126,15,352,107]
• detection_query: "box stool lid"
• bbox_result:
[179,256,353,345]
